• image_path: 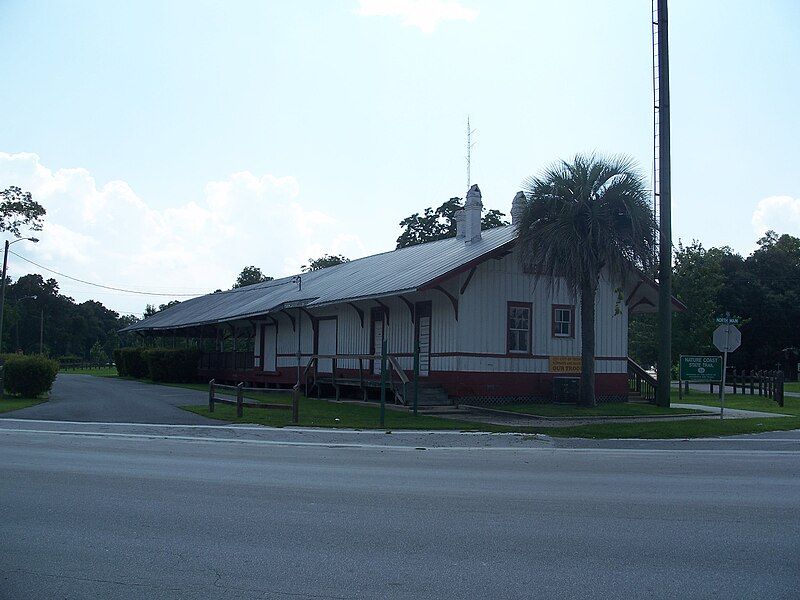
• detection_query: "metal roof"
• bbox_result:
[122,225,518,332]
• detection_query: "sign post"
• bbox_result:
[713,316,742,420]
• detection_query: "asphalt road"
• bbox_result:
[1,425,799,599]
[0,374,216,424]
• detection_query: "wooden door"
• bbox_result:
[415,301,431,377]
[261,324,276,372]
[316,318,337,374]
[370,308,385,375]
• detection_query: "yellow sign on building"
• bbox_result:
[549,356,582,373]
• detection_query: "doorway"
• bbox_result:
[414,301,431,377]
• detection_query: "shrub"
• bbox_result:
[144,348,200,382]
[1,354,59,397]
[114,347,148,378]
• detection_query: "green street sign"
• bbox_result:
[679,355,722,382]
[715,315,740,325]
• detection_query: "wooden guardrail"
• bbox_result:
[208,379,299,423]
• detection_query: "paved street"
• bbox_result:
[0,374,216,424]
[1,423,799,599]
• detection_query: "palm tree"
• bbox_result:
[518,154,656,406]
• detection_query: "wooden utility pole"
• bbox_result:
[655,0,672,407]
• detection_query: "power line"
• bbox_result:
[8,251,205,297]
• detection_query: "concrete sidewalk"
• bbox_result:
[672,403,789,418]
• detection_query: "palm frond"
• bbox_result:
[518,153,656,298]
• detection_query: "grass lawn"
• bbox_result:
[784,382,800,393]
[541,416,800,439]
[157,380,800,439]
[496,402,703,417]
[676,388,799,416]
[183,389,509,431]
[60,366,118,377]
[0,396,45,414]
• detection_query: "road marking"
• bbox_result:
[1,427,799,455]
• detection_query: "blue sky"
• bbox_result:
[0,0,798,315]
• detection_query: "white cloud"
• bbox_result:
[751,195,800,238]
[0,152,366,315]
[354,0,478,34]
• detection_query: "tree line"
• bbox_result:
[630,231,800,374]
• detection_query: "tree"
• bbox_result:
[396,197,508,249]
[518,154,655,406]
[233,266,273,288]
[629,241,733,367]
[143,300,180,318]
[302,254,350,272]
[0,186,46,236]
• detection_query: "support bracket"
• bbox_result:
[433,285,458,321]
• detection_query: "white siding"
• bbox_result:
[252,246,628,376]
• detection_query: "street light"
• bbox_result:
[0,237,39,354]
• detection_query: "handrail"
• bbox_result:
[299,353,411,405]
[386,355,410,385]
[627,357,657,386]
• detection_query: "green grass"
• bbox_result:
[0,396,45,414]
[784,382,800,393]
[184,391,509,431]
[675,388,799,416]
[541,416,800,439]
[60,366,118,377]
[497,402,703,417]
[161,381,800,439]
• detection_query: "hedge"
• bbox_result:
[114,347,199,382]
[114,348,148,378]
[1,354,59,397]
[144,348,200,383]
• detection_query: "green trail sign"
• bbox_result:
[679,355,722,382]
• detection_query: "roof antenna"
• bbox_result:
[466,116,476,191]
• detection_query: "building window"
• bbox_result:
[507,302,532,354]
[552,304,575,338]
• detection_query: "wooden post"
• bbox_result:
[758,371,763,396]
[379,338,387,427]
[731,368,737,394]
[678,379,682,401]
[208,379,215,413]
[236,382,243,418]
[413,341,420,416]
[291,385,300,424]
[777,371,784,407]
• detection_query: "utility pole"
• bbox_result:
[654,0,672,407]
[0,237,39,354]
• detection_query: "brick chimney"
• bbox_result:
[464,184,482,243]
[455,209,466,240]
[511,191,526,226]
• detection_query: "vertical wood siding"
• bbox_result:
[250,246,629,376]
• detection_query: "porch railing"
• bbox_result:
[300,353,411,405]
[627,357,657,403]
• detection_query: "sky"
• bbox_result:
[0,0,798,317]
